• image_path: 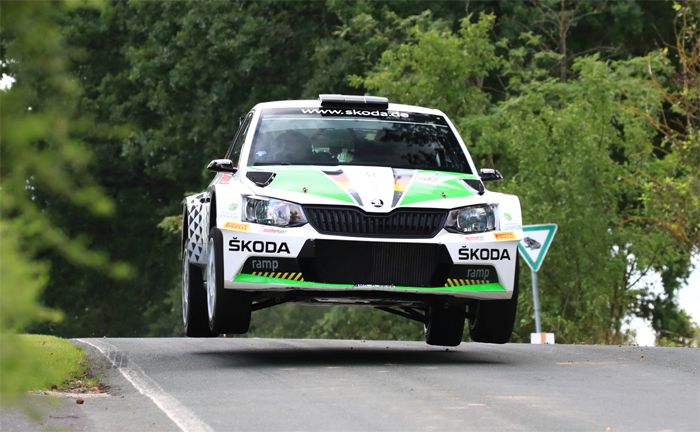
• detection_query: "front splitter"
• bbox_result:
[233,272,505,295]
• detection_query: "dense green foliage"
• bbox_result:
[355,10,698,344]
[2,1,697,346]
[0,0,122,403]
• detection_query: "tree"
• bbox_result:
[48,0,345,336]
[629,2,699,345]
[0,0,126,401]
[356,7,696,344]
[496,0,676,80]
[55,1,477,337]
[351,14,500,119]
[23,0,693,343]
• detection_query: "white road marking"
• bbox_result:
[76,339,214,432]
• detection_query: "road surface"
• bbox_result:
[4,338,700,431]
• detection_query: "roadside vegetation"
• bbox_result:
[0,335,98,404]
[0,1,119,403]
[0,0,697,386]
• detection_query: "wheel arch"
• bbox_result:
[209,192,217,232]
[181,202,189,258]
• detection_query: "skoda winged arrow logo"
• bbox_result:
[371,198,384,208]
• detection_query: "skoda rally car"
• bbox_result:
[182,95,522,346]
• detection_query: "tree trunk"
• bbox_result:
[559,0,568,81]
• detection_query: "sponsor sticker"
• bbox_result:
[354,284,395,289]
[445,264,499,286]
[462,267,491,279]
[223,221,249,232]
[494,231,517,241]
[218,173,233,185]
[241,257,300,273]
[250,259,279,271]
[300,108,409,118]
[260,227,287,235]
[218,210,240,220]
[501,224,522,230]
[417,172,442,185]
[463,234,485,241]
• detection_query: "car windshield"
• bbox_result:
[248,107,472,173]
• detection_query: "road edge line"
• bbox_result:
[75,338,214,432]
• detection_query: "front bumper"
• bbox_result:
[221,222,520,300]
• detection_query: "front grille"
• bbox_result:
[298,240,452,287]
[303,206,447,238]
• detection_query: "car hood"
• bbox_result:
[243,166,484,211]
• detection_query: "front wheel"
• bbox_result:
[468,260,520,343]
[425,302,466,346]
[182,249,215,337]
[206,228,252,335]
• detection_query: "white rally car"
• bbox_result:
[182,95,522,346]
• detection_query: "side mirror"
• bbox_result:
[207,159,236,173]
[479,168,503,182]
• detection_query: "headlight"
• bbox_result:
[243,196,307,227]
[445,205,495,234]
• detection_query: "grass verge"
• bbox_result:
[25,335,101,391]
[1,334,101,404]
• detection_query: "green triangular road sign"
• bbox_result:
[518,224,558,272]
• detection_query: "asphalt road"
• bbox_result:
[7,338,700,432]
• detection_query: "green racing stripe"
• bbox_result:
[251,166,355,204]
[233,273,505,292]
[399,170,479,206]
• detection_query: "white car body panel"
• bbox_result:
[183,99,522,301]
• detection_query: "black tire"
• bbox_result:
[183,249,215,337]
[207,228,252,335]
[468,260,520,343]
[425,302,466,346]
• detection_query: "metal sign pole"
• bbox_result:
[519,224,557,344]
[531,269,542,334]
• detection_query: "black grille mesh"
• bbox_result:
[299,240,451,286]
[303,206,447,238]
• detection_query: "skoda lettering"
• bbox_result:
[229,238,290,254]
[458,247,511,261]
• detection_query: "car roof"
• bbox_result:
[251,99,446,116]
